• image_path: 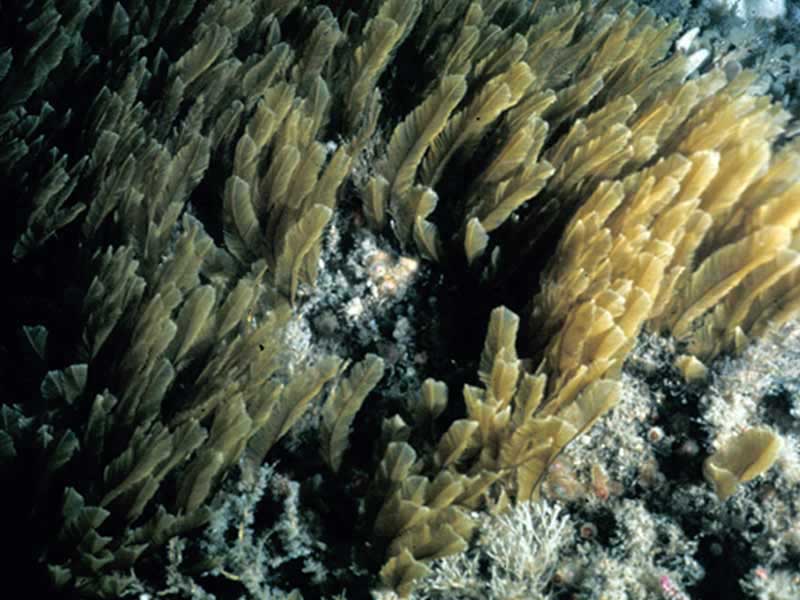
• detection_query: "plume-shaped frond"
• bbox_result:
[381,75,467,202]
[321,354,385,472]
[274,204,333,303]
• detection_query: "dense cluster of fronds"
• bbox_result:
[2,0,799,598]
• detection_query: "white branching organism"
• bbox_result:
[415,500,571,600]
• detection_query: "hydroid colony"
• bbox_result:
[2,0,799,597]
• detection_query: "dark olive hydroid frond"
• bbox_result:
[321,354,385,473]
